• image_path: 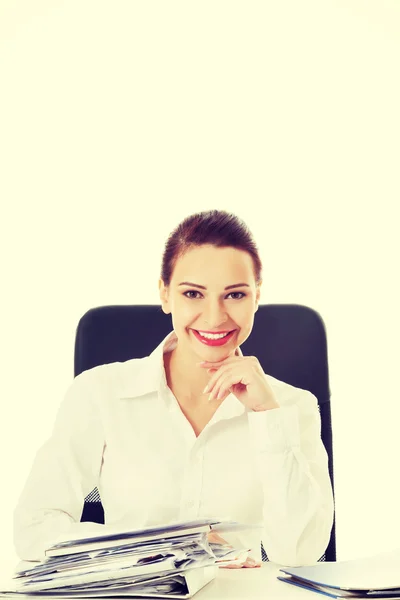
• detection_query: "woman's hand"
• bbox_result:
[198,355,279,412]
[207,531,261,569]
[221,557,261,568]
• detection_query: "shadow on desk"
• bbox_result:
[196,563,312,599]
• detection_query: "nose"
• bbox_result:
[203,298,228,329]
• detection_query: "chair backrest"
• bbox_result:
[75,303,336,561]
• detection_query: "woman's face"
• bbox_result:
[159,244,261,362]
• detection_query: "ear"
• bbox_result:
[255,281,262,312]
[159,279,171,315]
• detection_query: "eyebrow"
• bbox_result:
[178,282,250,290]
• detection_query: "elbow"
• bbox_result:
[14,537,46,562]
[268,539,330,567]
[13,507,75,562]
[266,534,330,567]
[14,509,47,561]
[14,526,47,562]
[290,509,334,567]
[264,505,334,567]
[284,478,335,566]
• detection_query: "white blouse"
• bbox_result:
[14,331,334,566]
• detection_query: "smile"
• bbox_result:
[191,329,236,346]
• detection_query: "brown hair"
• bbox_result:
[161,210,262,286]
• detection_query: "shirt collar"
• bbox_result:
[119,330,244,410]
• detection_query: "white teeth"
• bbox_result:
[197,331,230,340]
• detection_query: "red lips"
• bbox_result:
[191,329,236,347]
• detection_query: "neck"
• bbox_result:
[164,340,238,404]
[164,346,208,403]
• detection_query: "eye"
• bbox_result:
[182,290,246,300]
[183,290,203,299]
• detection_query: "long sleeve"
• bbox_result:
[247,388,334,566]
[14,369,106,561]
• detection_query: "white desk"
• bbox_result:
[196,563,315,599]
[0,563,315,599]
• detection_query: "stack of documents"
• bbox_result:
[278,548,400,599]
[1,518,252,599]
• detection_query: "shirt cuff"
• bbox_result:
[247,405,300,453]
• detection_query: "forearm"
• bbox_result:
[248,402,334,566]
[14,507,106,560]
[259,449,334,565]
[14,507,76,561]
[14,373,106,561]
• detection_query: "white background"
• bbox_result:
[1,0,399,571]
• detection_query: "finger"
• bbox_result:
[197,361,225,368]
[206,363,248,400]
[207,370,234,401]
[209,390,230,403]
[197,356,240,367]
[207,531,232,546]
[203,366,231,395]
[210,383,231,402]
[242,557,261,568]
[219,557,261,569]
[212,371,246,401]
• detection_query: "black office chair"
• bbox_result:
[75,304,336,561]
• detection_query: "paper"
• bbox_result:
[2,518,253,598]
[279,548,400,598]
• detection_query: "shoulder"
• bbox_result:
[67,356,152,400]
[52,356,154,430]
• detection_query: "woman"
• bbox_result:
[14,210,334,567]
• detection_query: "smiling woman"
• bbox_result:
[13,210,334,568]
[160,244,262,407]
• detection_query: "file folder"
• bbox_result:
[0,566,217,599]
[0,518,254,598]
[278,548,400,599]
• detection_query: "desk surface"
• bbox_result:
[0,563,315,599]
[196,563,314,599]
